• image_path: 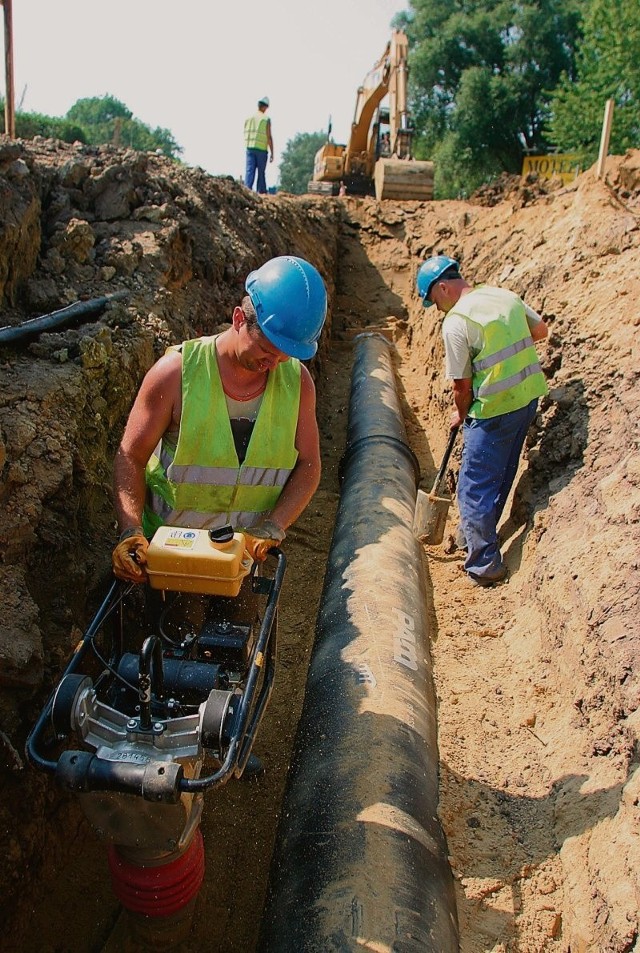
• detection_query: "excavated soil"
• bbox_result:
[1,136,639,953]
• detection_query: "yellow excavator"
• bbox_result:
[308,30,434,201]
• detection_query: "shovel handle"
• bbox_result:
[430,426,459,495]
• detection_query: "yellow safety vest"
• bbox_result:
[143,337,301,534]
[244,113,269,151]
[450,287,548,419]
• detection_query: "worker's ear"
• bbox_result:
[232,306,246,331]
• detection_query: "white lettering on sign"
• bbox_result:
[392,608,418,671]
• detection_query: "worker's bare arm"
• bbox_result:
[530,318,548,342]
[525,304,549,343]
[451,377,473,429]
[266,119,274,160]
[113,351,182,533]
[269,365,321,532]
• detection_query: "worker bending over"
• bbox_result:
[417,256,548,587]
[112,255,327,583]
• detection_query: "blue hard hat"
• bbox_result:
[416,256,460,308]
[245,256,327,360]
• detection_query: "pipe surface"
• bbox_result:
[259,333,458,952]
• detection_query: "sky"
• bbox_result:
[4,0,410,183]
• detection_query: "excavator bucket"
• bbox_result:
[374,158,434,201]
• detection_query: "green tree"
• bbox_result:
[2,93,182,158]
[547,0,640,162]
[397,0,582,197]
[67,95,182,158]
[66,94,132,127]
[9,108,86,143]
[278,131,328,194]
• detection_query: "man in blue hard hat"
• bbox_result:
[416,256,549,587]
[112,255,327,583]
[244,96,274,194]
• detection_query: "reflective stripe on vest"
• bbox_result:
[143,336,300,533]
[244,113,269,151]
[451,286,548,419]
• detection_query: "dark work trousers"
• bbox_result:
[245,148,268,194]
[458,398,538,579]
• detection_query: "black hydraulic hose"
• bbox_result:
[0,291,129,344]
[259,333,459,953]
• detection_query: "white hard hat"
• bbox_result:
[258,96,270,107]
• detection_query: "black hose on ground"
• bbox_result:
[258,333,459,953]
[0,291,129,344]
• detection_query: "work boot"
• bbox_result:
[455,527,467,551]
[468,565,509,587]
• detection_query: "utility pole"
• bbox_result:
[1,0,16,137]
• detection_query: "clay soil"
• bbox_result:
[1,138,639,953]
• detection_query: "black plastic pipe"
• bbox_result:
[0,291,128,344]
[259,333,459,953]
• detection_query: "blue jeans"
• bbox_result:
[245,148,268,193]
[458,399,538,579]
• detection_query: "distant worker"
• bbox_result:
[379,131,391,157]
[244,96,274,195]
[416,256,548,587]
[112,255,327,584]
[338,181,347,197]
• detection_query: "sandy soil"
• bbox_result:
[1,138,639,952]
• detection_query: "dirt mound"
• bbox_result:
[1,137,639,952]
[468,170,553,207]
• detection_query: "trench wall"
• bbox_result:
[0,137,341,926]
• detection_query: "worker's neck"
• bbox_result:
[216,331,269,393]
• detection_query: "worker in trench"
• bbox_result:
[111,255,327,582]
[417,256,548,587]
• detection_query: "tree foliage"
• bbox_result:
[546,0,640,162]
[2,94,182,159]
[397,0,583,197]
[278,131,328,194]
[66,96,182,157]
[11,109,86,143]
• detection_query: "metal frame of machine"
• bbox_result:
[26,540,285,936]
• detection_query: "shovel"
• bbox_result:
[413,426,459,544]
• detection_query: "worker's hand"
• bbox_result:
[241,519,285,562]
[450,410,463,429]
[112,529,149,582]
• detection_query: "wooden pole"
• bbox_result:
[595,98,614,180]
[2,0,16,137]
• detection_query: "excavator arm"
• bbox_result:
[309,30,434,200]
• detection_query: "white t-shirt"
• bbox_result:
[442,290,543,379]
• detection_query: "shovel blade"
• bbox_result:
[413,489,452,545]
